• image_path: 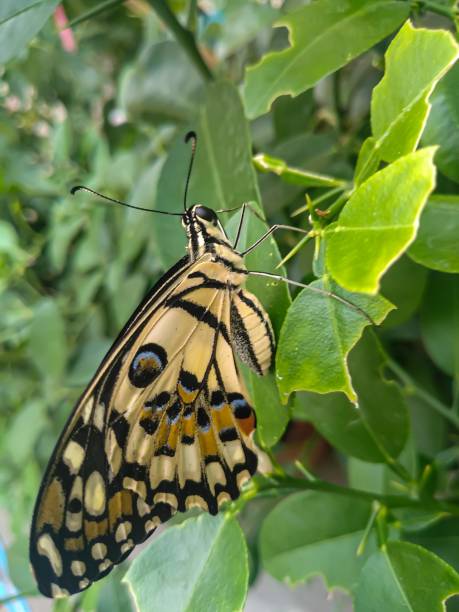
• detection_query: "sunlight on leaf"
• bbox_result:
[124,514,248,612]
[242,0,409,118]
[325,148,436,294]
[276,278,393,402]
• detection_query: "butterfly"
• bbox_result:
[29,132,282,598]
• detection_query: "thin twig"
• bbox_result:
[386,358,459,429]
[148,0,213,81]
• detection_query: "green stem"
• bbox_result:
[64,0,124,28]
[258,474,459,516]
[386,358,459,429]
[291,186,344,217]
[323,190,351,220]
[413,0,456,20]
[148,0,213,82]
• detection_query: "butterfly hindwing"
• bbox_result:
[30,255,265,597]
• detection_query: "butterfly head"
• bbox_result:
[182,204,232,260]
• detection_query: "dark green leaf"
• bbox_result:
[380,255,428,328]
[423,62,459,184]
[260,490,375,590]
[243,0,409,118]
[409,196,459,273]
[293,332,409,462]
[355,541,459,612]
[421,273,459,378]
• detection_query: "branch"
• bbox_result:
[252,473,459,517]
[411,0,456,21]
[148,0,213,82]
[386,358,459,429]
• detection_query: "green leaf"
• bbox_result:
[409,196,459,273]
[371,21,459,163]
[0,0,59,64]
[242,0,409,119]
[152,137,189,270]
[244,366,289,448]
[119,41,204,122]
[406,518,459,572]
[276,277,393,402]
[421,273,459,378]
[325,148,436,294]
[260,490,375,590]
[293,332,409,463]
[28,298,67,382]
[190,82,260,213]
[422,59,459,184]
[355,541,459,612]
[4,400,47,467]
[253,153,345,188]
[354,137,381,186]
[124,514,248,612]
[380,256,428,328]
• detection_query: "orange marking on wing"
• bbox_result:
[212,404,235,433]
[237,412,256,436]
[199,428,218,457]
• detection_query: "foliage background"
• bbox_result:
[1,1,459,611]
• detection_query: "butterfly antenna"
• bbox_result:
[70,185,183,216]
[184,130,197,211]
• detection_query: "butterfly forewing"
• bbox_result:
[30,218,272,597]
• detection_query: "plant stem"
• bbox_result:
[415,0,456,20]
[386,358,459,429]
[258,473,459,516]
[64,0,124,29]
[148,0,213,82]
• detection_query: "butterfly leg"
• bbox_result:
[246,270,375,324]
[233,210,309,257]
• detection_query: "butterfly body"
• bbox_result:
[30,204,274,597]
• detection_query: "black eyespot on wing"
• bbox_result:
[129,343,168,388]
[194,205,218,225]
[228,393,251,419]
[197,407,211,432]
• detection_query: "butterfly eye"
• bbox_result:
[194,205,218,225]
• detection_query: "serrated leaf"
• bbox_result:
[293,332,409,463]
[242,0,409,119]
[124,514,248,612]
[409,196,459,273]
[371,21,459,163]
[355,541,459,612]
[0,0,59,64]
[325,148,436,294]
[276,277,393,402]
[260,491,375,590]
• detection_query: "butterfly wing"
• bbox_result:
[30,257,263,597]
